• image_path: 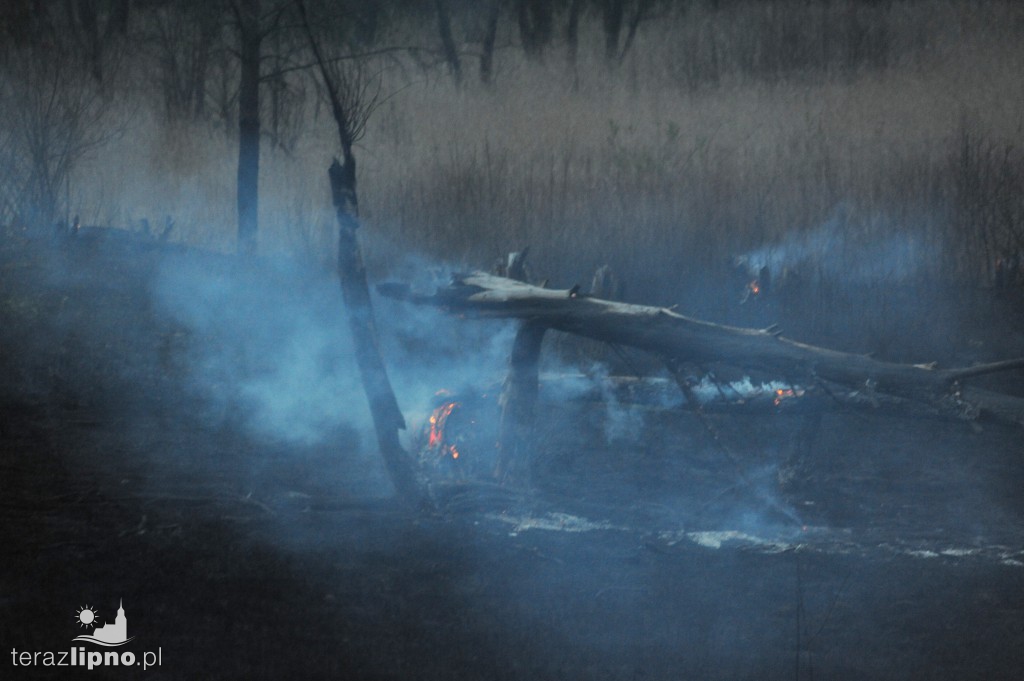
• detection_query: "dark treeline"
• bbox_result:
[0,0,985,232]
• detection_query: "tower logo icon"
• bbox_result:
[73,599,134,647]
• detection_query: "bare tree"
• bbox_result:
[0,103,21,227]
[566,0,584,85]
[225,0,312,255]
[60,0,131,84]
[479,0,501,85]
[231,0,263,256]
[618,0,652,62]
[0,0,130,230]
[518,0,553,60]
[297,0,426,506]
[434,0,504,87]
[0,43,120,230]
[264,25,311,153]
[601,0,624,61]
[602,0,652,64]
[435,0,462,87]
[143,3,224,121]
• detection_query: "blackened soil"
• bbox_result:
[2,229,1024,680]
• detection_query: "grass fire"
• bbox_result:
[3,2,1024,680]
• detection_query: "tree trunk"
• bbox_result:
[236,0,260,257]
[495,321,547,483]
[480,0,500,85]
[518,0,552,60]
[329,158,423,504]
[435,0,462,88]
[381,272,1024,427]
[493,250,542,482]
[619,0,651,63]
[298,0,429,507]
[191,10,218,119]
[602,0,625,63]
[566,0,583,78]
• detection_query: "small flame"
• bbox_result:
[428,401,459,448]
[772,387,804,406]
[748,280,761,296]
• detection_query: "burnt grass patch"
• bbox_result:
[2,231,1024,680]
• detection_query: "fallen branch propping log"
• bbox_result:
[381,272,1024,428]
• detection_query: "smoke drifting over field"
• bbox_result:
[3,3,1024,679]
[4,156,1024,681]
[141,237,807,545]
[152,251,519,455]
[154,254,365,444]
[737,205,939,284]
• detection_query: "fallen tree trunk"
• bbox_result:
[381,272,1024,427]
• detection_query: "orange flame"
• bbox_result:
[428,401,459,449]
[772,387,804,406]
[749,280,761,296]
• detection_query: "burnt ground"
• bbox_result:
[2,228,1024,680]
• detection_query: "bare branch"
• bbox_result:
[295,0,383,153]
[261,45,442,80]
[0,43,124,227]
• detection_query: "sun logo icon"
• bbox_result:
[76,605,98,629]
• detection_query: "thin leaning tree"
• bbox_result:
[296,1,427,508]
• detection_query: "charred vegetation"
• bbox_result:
[3,2,1024,680]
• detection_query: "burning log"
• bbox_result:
[381,272,1024,430]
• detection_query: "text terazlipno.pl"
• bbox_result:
[10,647,162,670]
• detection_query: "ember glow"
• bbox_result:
[428,401,459,449]
[415,390,502,477]
[772,387,805,406]
[740,278,764,304]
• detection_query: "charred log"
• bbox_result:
[381,272,1024,428]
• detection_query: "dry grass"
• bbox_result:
[359,24,1024,292]
[65,0,1024,354]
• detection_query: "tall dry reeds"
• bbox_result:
[70,0,1024,357]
